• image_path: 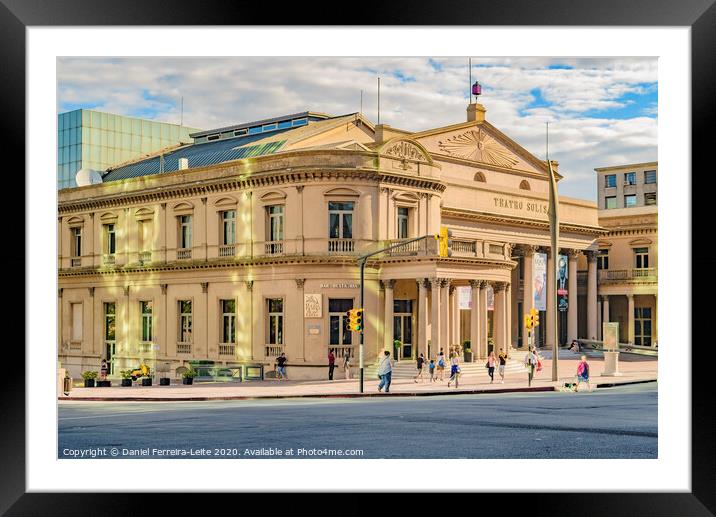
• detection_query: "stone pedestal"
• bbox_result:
[58,368,67,396]
[601,351,622,377]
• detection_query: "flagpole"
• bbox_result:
[547,122,560,382]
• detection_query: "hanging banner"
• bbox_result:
[557,254,568,312]
[533,252,547,311]
[457,286,472,310]
[487,284,494,311]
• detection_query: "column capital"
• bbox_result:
[493,282,507,292]
[384,279,396,290]
[469,279,481,288]
[479,280,491,289]
[429,278,441,288]
[88,287,95,297]
[246,280,254,291]
[440,278,450,289]
[201,197,207,205]
[517,244,539,256]
[449,285,456,295]
[601,294,610,302]
[58,288,63,298]
[567,248,582,258]
[416,278,429,289]
[201,282,209,293]
[626,293,634,300]
[295,185,304,193]
[160,283,168,295]
[586,250,598,262]
[295,278,305,289]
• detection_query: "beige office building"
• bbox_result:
[594,162,658,346]
[58,105,606,380]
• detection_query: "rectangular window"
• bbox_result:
[71,227,82,257]
[605,196,617,209]
[624,194,637,208]
[624,172,636,185]
[634,247,649,269]
[71,303,83,342]
[329,298,353,346]
[221,299,236,343]
[104,302,116,341]
[634,307,652,346]
[645,192,657,206]
[605,174,616,188]
[597,249,609,270]
[104,224,116,254]
[222,210,236,245]
[328,201,354,239]
[267,205,284,241]
[179,215,192,249]
[644,170,657,184]
[178,300,192,343]
[141,301,153,342]
[267,298,284,345]
[397,207,409,239]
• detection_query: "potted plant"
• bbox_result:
[120,370,133,387]
[182,366,196,385]
[141,373,152,387]
[463,340,473,363]
[81,371,98,388]
[393,339,402,360]
[97,378,112,387]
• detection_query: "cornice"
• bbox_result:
[441,207,608,236]
[58,167,446,214]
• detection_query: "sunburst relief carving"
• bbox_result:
[438,128,519,168]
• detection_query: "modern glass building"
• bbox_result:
[57,109,200,189]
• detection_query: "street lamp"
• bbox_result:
[546,122,560,382]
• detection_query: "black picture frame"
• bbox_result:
[3,0,712,513]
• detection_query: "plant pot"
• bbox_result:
[141,378,152,387]
[159,377,170,386]
[83,379,95,388]
[121,379,132,387]
[98,380,112,387]
[182,377,194,385]
[464,352,473,363]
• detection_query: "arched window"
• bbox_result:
[474,171,486,182]
[519,180,531,190]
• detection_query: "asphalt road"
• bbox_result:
[58,383,657,459]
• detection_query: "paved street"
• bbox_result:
[59,382,657,459]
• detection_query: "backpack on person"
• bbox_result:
[438,358,445,367]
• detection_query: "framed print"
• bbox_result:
[4,0,713,514]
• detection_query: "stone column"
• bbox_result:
[448,285,456,352]
[587,251,598,340]
[567,250,579,343]
[627,294,635,345]
[602,295,610,325]
[546,250,556,349]
[430,278,441,358]
[440,279,450,356]
[159,203,167,263]
[469,280,480,361]
[479,281,489,357]
[505,282,512,350]
[296,186,305,255]
[653,295,658,345]
[295,279,306,361]
[383,279,395,354]
[494,283,506,353]
[417,279,428,358]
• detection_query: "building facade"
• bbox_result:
[57,109,199,189]
[58,104,606,380]
[594,162,658,346]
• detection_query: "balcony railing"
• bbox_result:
[328,238,355,254]
[384,238,430,256]
[452,240,477,256]
[177,248,192,260]
[70,257,81,267]
[176,342,192,354]
[103,254,116,266]
[264,344,284,358]
[69,340,82,351]
[219,244,236,258]
[138,251,151,264]
[219,343,236,356]
[138,342,153,354]
[599,268,657,282]
[329,345,355,360]
[265,241,284,255]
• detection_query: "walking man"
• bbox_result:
[328,349,336,381]
[447,352,461,388]
[498,348,508,384]
[343,352,351,380]
[414,353,425,383]
[524,346,538,387]
[576,355,593,392]
[377,350,393,393]
[437,349,446,381]
[276,352,288,381]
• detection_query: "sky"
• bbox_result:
[57,57,657,201]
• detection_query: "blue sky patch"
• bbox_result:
[582,82,658,119]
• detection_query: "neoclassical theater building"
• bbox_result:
[58,103,607,379]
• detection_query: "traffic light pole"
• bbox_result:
[356,235,433,394]
[547,126,560,382]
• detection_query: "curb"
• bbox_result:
[57,378,656,403]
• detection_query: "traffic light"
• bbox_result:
[437,226,453,257]
[524,314,534,330]
[525,308,541,331]
[347,308,364,332]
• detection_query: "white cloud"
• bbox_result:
[57,56,658,200]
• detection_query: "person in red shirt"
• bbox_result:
[328,350,336,380]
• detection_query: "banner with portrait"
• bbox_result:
[533,252,547,311]
[457,286,472,310]
[557,254,568,312]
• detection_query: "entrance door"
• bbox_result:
[105,341,116,375]
[393,300,414,360]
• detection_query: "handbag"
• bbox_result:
[485,361,490,368]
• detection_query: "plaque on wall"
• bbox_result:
[304,293,322,318]
[307,324,321,335]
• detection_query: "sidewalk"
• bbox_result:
[58,356,657,402]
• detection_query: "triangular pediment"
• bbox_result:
[414,121,551,176]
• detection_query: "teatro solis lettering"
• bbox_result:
[493,196,549,214]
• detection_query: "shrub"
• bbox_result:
[81,371,98,381]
